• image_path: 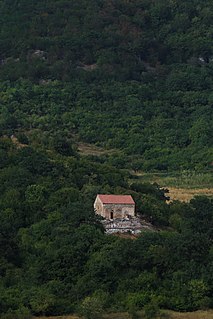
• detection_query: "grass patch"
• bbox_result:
[133,171,213,189]
[165,310,213,319]
[167,187,213,202]
[131,170,213,202]
[77,141,119,156]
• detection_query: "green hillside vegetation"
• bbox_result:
[0,0,213,318]
[0,137,213,318]
[1,0,213,170]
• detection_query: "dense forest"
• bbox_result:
[0,0,213,318]
[0,139,213,318]
[1,0,213,170]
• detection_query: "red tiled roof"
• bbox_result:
[98,194,135,205]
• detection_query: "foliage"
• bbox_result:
[143,299,160,319]
[0,0,213,317]
[0,0,213,170]
[78,296,103,319]
[0,137,212,315]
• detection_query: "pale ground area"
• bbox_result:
[10,135,28,148]
[167,187,213,202]
[36,309,213,319]
[165,310,213,319]
[77,141,119,156]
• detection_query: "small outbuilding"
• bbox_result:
[94,194,135,219]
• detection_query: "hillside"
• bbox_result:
[0,0,213,170]
[0,1,213,318]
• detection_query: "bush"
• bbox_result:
[0,307,32,319]
[144,300,160,319]
[16,133,29,145]
[77,296,103,319]
[126,294,139,319]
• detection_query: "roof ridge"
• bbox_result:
[97,194,135,204]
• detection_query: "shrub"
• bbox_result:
[77,296,103,319]
[144,300,160,319]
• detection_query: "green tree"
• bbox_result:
[77,295,103,319]
[29,287,55,315]
[143,299,160,319]
[187,279,209,309]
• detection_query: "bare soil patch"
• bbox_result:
[166,309,213,319]
[10,135,28,149]
[36,309,213,319]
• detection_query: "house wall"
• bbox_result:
[94,196,104,217]
[102,203,135,219]
[94,196,135,219]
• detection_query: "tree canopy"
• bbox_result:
[0,0,213,317]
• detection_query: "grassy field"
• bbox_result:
[132,171,213,202]
[37,309,213,319]
[167,187,213,202]
[133,171,213,189]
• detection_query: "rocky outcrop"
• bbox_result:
[102,216,153,235]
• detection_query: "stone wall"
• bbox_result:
[102,203,135,219]
[94,196,104,216]
[94,196,135,219]
[102,217,143,234]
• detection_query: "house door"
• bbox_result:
[110,211,114,219]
